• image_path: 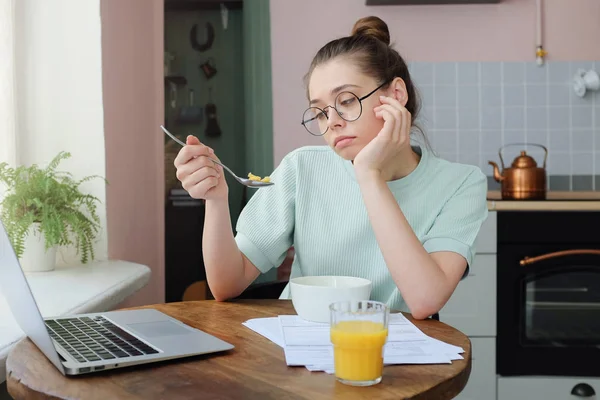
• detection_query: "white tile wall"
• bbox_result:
[409,61,600,190]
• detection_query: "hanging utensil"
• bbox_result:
[177,89,203,124]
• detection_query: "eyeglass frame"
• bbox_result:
[300,80,391,136]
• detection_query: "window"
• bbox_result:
[0,0,17,175]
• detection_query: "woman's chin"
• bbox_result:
[333,145,361,161]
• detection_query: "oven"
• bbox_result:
[497,211,600,377]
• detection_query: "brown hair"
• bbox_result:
[305,16,428,145]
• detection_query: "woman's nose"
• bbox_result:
[326,107,345,130]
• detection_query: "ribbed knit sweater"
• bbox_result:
[234,143,488,312]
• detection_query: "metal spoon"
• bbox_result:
[160,125,274,188]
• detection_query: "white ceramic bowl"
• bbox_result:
[289,276,372,323]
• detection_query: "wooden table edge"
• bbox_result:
[6,299,472,400]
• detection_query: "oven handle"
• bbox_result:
[520,249,600,266]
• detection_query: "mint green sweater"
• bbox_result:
[234,144,488,312]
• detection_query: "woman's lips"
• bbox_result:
[334,136,355,149]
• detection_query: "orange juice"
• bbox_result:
[330,320,388,382]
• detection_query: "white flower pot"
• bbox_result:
[19,224,57,272]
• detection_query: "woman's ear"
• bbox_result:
[390,77,408,106]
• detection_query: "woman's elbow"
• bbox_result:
[409,302,443,320]
[411,308,436,320]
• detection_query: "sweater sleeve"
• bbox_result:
[234,153,297,273]
[421,168,488,271]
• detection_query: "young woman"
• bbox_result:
[173,16,488,319]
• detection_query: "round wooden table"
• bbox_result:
[6,299,471,399]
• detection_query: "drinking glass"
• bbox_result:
[329,300,390,386]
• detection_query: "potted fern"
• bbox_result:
[0,151,104,272]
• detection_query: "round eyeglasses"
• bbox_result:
[300,81,389,136]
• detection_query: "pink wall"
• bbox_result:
[101,0,165,307]
[270,0,600,162]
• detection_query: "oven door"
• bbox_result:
[497,245,600,377]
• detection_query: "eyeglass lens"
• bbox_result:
[301,91,363,136]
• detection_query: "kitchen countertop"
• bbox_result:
[486,191,600,211]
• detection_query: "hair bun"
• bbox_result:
[351,16,390,46]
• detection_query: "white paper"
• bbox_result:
[242,313,464,373]
[242,317,284,347]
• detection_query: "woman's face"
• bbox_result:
[307,58,392,160]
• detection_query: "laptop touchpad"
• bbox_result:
[127,321,192,338]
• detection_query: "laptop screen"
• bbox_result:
[0,219,66,374]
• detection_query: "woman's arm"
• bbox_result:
[355,171,468,320]
[203,199,261,301]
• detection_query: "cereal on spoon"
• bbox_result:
[248,172,271,183]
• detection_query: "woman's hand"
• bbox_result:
[353,95,412,178]
[174,136,229,201]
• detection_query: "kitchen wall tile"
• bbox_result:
[525,63,547,84]
[459,130,480,154]
[481,107,502,130]
[504,85,525,107]
[458,86,479,109]
[482,85,502,108]
[458,153,480,167]
[417,85,434,107]
[411,62,434,85]
[549,176,571,191]
[434,109,457,129]
[435,86,456,108]
[409,60,600,190]
[487,176,501,191]
[481,62,501,85]
[526,130,548,148]
[503,62,525,85]
[572,153,594,175]
[434,62,456,85]
[458,109,480,130]
[571,106,593,129]
[548,85,571,106]
[526,107,548,130]
[548,152,571,175]
[504,108,525,130]
[481,130,503,154]
[458,62,479,85]
[571,130,594,152]
[548,62,570,83]
[526,85,547,107]
[572,175,593,191]
[549,129,571,152]
[548,107,570,130]
[434,130,458,154]
[502,130,523,147]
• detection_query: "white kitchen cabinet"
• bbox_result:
[498,376,600,400]
[440,254,496,336]
[454,338,496,400]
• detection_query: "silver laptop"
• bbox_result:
[0,220,234,376]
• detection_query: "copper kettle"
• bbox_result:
[488,143,548,200]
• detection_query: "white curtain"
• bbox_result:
[0,0,17,173]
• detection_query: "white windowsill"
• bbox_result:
[0,260,151,383]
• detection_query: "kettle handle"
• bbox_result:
[499,143,548,169]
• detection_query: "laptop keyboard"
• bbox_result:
[45,316,159,363]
